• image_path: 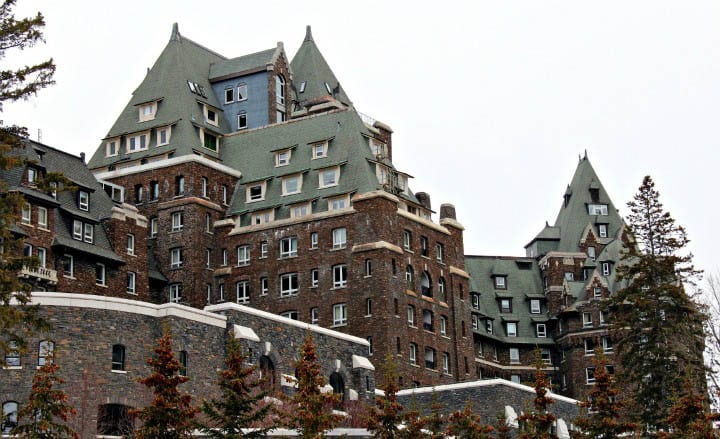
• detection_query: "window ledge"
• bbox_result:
[441,335,450,340]
[420,255,430,260]
[278,255,298,260]
[408,324,417,329]
[237,263,250,268]
[364,314,372,318]
[330,286,347,290]
[404,249,414,254]
[3,366,22,370]
[329,247,347,252]
[410,363,420,368]
[38,227,50,232]
[406,290,417,296]
[111,370,128,374]
[96,284,108,288]
[63,275,76,280]
[363,275,372,279]
[330,324,347,328]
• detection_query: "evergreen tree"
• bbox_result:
[12,353,78,438]
[366,354,405,438]
[132,327,198,438]
[571,349,636,438]
[0,0,55,364]
[517,349,555,439]
[657,373,718,439]
[609,175,706,431]
[444,402,494,439]
[197,336,271,438]
[285,332,342,438]
[424,397,445,439]
[493,413,512,439]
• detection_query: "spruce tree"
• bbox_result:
[366,354,404,438]
[572,349,636,438]
[609,175,706,431]
[657,373,718,439]
[12,353,78,438]
[198,336,271,438]
[517,349,555,439]
[444,402,494,438]
[132,327,198,438]
[493,413,512,439]
[285,332,342,438]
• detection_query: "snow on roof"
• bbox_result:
[233,324,259,342]
[352,354,375,370]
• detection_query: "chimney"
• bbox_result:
[416,192,432,210]
[440,203,456,220]
[373,120,393,161]
[80,152,86,163]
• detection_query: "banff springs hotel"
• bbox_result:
[1,24,639,436]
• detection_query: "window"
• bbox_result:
[333,264,347,288]
[602,262,611,276]
[436,243,444,262]
[440,316,447,336]
[588,204,609,215]
[586,367,596,384]
[235,82,248,101]
[275,149,291,166]
[565,272,574,281]
[365,298,372,316]
[495,276,506,289]
[509,348,520,364]
[291,202,310,218]
[299,81,306,93]
[506,322,518,337]
[61,254,73,278]
[438,278,446,302]
[78,190,89,211]
[203,131,218,151]
[218,284,225,301]
[127,272,136,294]
[252,210,273,224]
[170,284,181,303]
[21,202,31,224]
[425,347,436,369]
[225,87,234,103]
[206,284,212,304]
[175,175,185,196]
[282,175,301,195]
[471,314,479,330]
[106,140,118,157]
[442,352,450,374]
[587,246,596,259]
[127,133,148,152]
[221,249,228,266]
[112,345,125,371]
[170,247,183,268]
[486,320,493,334]
[311,307,319,324]
[327,195,348,210]
[530,299,541,314]
[312,141,327,159]
[367,336,373,356]
[598,224,608,238]
[332,227,346,249]
[280,237,298,258]
[583,312,593,327]
[602,336,613,353]
[157,127,170,145]
[364,259,372,277]
[541,349,552,364]
[84,223,94,243]
[261,277,268,295]
[585,338,596,355]
[96,263,106,286]
[319,167,338,188]
[139,102,156,121]
[134,184,144,204]
[5,342,20,367]
[127,234,135,255]
[403,230,411,251]
[200,177,208,198]
[405,265,414,290]
[310,232,318,249]
[311,269,319,287]
[275,75,285,105]
[423,309,434,332]
[332,303,347,326]
[260,241,268,258]
[536,323,547,338]
[23,243,32,258]
[500,299,512,313]
[36,206,48,229]
[2,401,18,432]
[237,245,250,266]
[420,236,428,256]
[205,212,212,233]
[38,340,54,366]
[593,286,602,298]
[37,247,46,268]
[171,212,183,231]
[237,112,248,130]
[409,343,417,365]
[149,181,159,201]
[222,185,228,205]
[247,183,265,202]
[600,310,608,325]
[281,310,298,320]
[420,271,432,297]
[407,305,415,326]
[236,281,250,304]
[280,273,298,296]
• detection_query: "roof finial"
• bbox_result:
[584,149,588,159]
[170,22,182,42]
[304,25,314,42]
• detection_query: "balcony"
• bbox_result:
[20,265,58,284]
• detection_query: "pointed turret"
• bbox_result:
[291,25,352,109]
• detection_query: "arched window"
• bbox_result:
[179,350,188,376]
[1,401,18,433]
[421,271,432,298]
[438,277,446,302]
[111,344,125,371]
[405,265,414,291]
[329,372,345,399]
[259,355,276,391]
[38,340,54,366]
[97,403,134,436]
[275,75,285,105]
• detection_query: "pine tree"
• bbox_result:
[12,352,78,438]
[517,349,555,439]
[444,402,494,439]
[366,354,405,438]
[609,175,706,431]
[657,373,718,439]
[424,397,445,439]
[285,332,342,438]
[572,349,636,438]
[132,327,198,438]
[197,336,271,438]
[494,413,512,439]
[0,0,55,364]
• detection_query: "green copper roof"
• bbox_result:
[209,47,279,81]
[290,26,352,107]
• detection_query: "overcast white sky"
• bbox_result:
[5,1,719,278]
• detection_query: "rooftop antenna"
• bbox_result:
[37,129,42,143]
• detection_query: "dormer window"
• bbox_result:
[602,262,611,276]
[598,224,608,238]
[127,133,149,152]
[494,276,506,289]
[246,182,266,202]
[312,141,328,159]
[376,164,389,186]
[291,202,311,218]
[203,132,218,151]
[370,140,386,158]
[237,112,247,130]
[237,83,248,101]
[138,102,157,122]
[27,167,37,184]
[275,149,291,167]
[157,127,171,146]
[587,246,596,259]
[588,204,608,215]
[318,167,339,188]
[204,105,218,126]
[252,210,274,225]
[224,87,234,104]
[327,194,349,211]
[299,81,306,93]
[282,174,302,195]
[324,82,332,94]
[105,139,119,157]
[78,190,89,211]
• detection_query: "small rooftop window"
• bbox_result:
[299,81,306,93]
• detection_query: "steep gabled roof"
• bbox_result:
[88,23,229,169]
[553,154,625,252]
[290,26,352,108]
[209,46,280,82]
